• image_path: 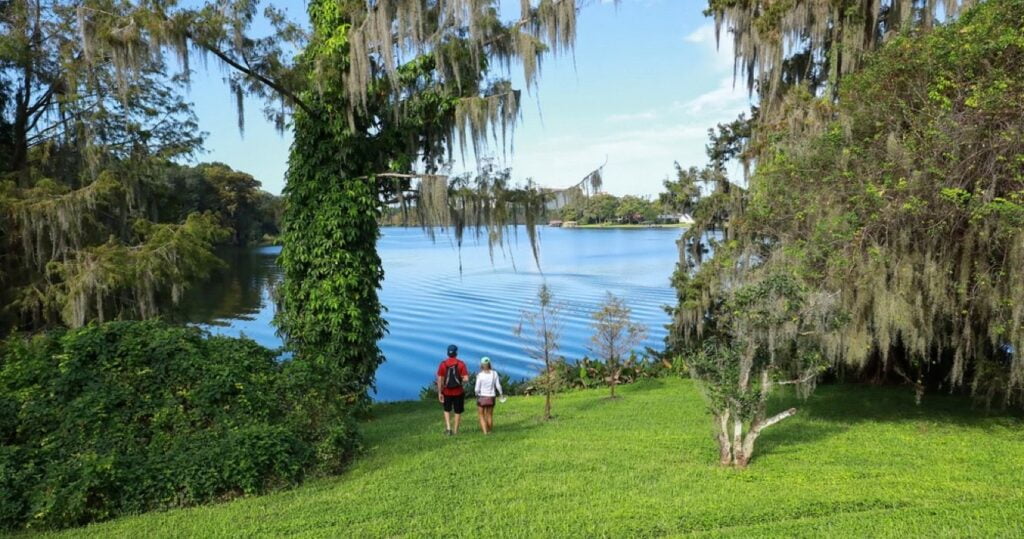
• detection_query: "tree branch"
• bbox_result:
[752,407,797,433]
[186,33,313,117]
[776,371,819,386]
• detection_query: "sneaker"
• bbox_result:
[444,428,452,436]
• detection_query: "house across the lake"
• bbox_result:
[657,213,695,225]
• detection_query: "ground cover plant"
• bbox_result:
[51,379,1024,538]
[0,321,358,531]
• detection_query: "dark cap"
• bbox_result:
[447,344,458,357]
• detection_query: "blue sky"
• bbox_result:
[184,0,752,197]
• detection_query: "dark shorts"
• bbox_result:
[442,394,465,414]
[477,396,495,408]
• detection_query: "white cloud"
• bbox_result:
[684,23,736,74]
[684,24,714,44]
[605,110,659,123]
[676,77,750,117]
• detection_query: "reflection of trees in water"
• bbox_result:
[171,247,282,325]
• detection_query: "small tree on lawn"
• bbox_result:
[682,271,835,468]
[515,284,564,420]
[589,293,647,399]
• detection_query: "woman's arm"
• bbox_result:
[475,373,483,395]
[495,372,503,396]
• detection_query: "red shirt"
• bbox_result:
[437,357,469,396]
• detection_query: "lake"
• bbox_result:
[175,226,683,401]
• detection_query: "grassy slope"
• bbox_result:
[53,379,1023,538]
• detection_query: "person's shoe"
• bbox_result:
[444,428,452,436]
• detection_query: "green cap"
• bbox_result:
[480,356,491,365]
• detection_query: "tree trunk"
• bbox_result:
[715,407,798,468]
[715,411,732,466]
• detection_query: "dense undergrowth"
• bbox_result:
[0,321,357,531]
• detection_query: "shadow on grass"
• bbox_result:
[743,384,1024,462]
[791,384,1024,427]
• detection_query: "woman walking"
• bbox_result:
[475,357,503,434]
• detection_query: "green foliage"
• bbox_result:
[559,192,663,225]
[675,0,1024,412]
[159,163,283,245]
[589,292,647,398]
[0,320,350,531]
[551,352,684,390]
[615,195,658,224]
[419,370,529,401]
[0,0,281,333]
[49,380,1024,537]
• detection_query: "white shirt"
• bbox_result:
[475,370,503,397]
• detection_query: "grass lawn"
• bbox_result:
[50,379,1024,538]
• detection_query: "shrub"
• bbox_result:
[419,370,529,401]
[0,320,351,530]
[419,352,687,403]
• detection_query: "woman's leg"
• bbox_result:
[485,406,495,431]
[478,403,488,433]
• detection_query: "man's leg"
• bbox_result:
[443,410,452,434]
[452,395,464,434]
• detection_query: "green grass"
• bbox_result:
[49,379,1024,538]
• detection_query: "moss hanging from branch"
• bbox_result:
[675,0,1024,411]
[707,0,975,114]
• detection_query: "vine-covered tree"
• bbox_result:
[63,0,608,468]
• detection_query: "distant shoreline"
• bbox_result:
[377,223,690,230]
[564,223,689,230]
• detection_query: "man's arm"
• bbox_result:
[436,375,444,403]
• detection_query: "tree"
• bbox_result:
[615,195,655,224]
[706,0,976,110]
[55,0,599,472]
[515,284,564,420]
[583,192,619,224]
[674,0,1024,430]
[682,269,834,468]
[589,293,646,399]
[659,164,702,218]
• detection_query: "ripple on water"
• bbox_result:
[185,227,684,401]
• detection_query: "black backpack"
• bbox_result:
[444,362,462,389]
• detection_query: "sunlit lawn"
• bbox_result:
[51,379,1024,537]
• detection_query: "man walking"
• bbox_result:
[437,344,469,436]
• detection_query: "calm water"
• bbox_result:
[175,227,683,401]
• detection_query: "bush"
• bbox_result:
[419,352,687,402]
[0,320,352,531]
[419,370,530,401]
[552,351,684,390]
